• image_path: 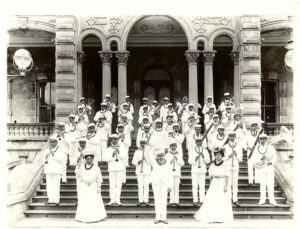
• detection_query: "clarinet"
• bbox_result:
[140,148,145,173]
[229,142,236,168]
[197,146,202,168]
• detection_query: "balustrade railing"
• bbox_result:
[265,123,294,136]
[7,123,55,141]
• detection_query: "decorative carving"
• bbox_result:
[99,51,113,64]
[230,51,239,64]
[115,51,130,64]
[77,51,86,64]
[140,23,174,34]
[48,18,56,23]
[86,17,97,26]
[192,16,231,33]
[108,17,123,34]
[19,16,28,30]
[185,51,200,64]
[203,51,216,64]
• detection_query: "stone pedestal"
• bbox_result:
[185,50,200,106]
[55,16,77,123]
[77,51,86,105]
[115,51,130,105]
[99,51,113,99]
[203,51,216,103]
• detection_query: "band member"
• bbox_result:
[104,94,116,113]
[94,102,113,135]
[145,149,173,224]
[137,117,152,139]
[119,114,134,136]
[148,121,169,155]
[163,114,175,133]
[151,100,161,122]
[224,132,243,206]
[75,149,107,223]
[95,114,110,163]
[75,105,89,137]
[168,123,184,156]
[78,97,92,115]
[206,114,221,149]
[246,122,260,185]
[132,138,152,206]
[138,105,152,124]
[204,107,216,131]
[85,123,100,164]
[121,95,134,114]
[202,96,216,115]
[161,103,178,124]
[194,147,233,223]
[209,127,228,160]
[176,96,189,119]
[159,97,171,122]
[183,115,198,148]
[166,142,184,206]
[103,134,127,206]
[188,137,210,206]
[118,103,133,123]
[181,104,199,132]
[219,92,235,115]
[221,106,234,133]
[136,123,153,148]
[71,138,87,167]
[65,114,78,136]
[251,134,278,206]
[43,135,67,206]
[139,98,151,117]
[230,113,247,149]
[65,114,79,164]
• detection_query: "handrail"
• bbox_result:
[265,123,294,136]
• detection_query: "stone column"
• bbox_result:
[115,51,130,105]
[203,51,216,103]
[230,51,240,105]
[185,50,200,106]
[77,51,86,104]
[7,80,12,123]
[99,51,113,99]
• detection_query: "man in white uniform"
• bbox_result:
[224,132,243,206]
[103,134,127,206]
[94,102,113,135]
[188,137,210,206]
[104,94,116,113]
[251,134,278,206]
[120,95,134,114]
[148,121,168,156]
[202,96,216,115]
[75,105,89,137]
[43,135,67,205]
[139,98,151,117]
[219,92,235,116]
[168,123,184,156]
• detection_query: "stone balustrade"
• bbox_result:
[7,123,55,141]
[265,123,294,136]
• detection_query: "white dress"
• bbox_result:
[194,160,233,223]
[75,163,107,223]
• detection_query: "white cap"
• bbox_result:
[217,126,225,130]
[49,135,59,141]
[167,103,173,107]
[213,114,219,118]
[140,138,147,143]
[169,141,177,146]
[188,103,194,107]
[78,105,85,109]
[57,122,65,127]
[78,138,87,142]
[154,150,165,157]
[125,95,130,99]
[195,136,203,141]
[101,102,107,106]
[79,97,85,101]
[105,94,111,98]
[143,123,151,128]
[142,105,148,109]
[110,134,119,139]
[166,114,174,118]
[259,133,267,138]
[164,97,170,100]
[188,115,195,119]
[117,123,124,128]
[83,149,95,157]
[234,113,241,117]
[207,96,213,100]
[122,103,128,107]
[225,106,232,109]
[228,132,236,136]
[172,123,180,128]
[152,100,158,104]
[69,114,75,118]
[195,124,202,129]
[88,123,96,128]
[224,92,230,96]
[142,98,148,101]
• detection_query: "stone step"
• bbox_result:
[32,196,287,204]
[24,209,293,219]
[28,202,290,212]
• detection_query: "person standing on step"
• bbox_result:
[202,96,216,116]
[137,117,152,141]
[229,113,247,149]
[220,106,234,134]
[163,114,175,134]
[139,104,152,125]
[85,123,100,164]
[75,105,89,137]
[161,103,178,125]
[65,114,79,162]
[104,94,116,113]
[145,149,173,224]
[183,115,198,150]
[246,122,260,186]
[224,132,243,207]
[188,137,210,206]
[78,97,92,116]
[194,147,233,223]
[148,121,169,157]
[120,95,134,115]
[132,138,152,206]
[166,142,184,206]
[176,96,189,120]
[204,107,216,131]
[209,126,228,161]
[94,102,113,135]
[136,123,153,148]
[103,134,127,206]
[219,92,235,117]
[139,98,151,117]
[181,104,199,133]
[117,103,133,123]
[75,149,107,223]
[159,97,171,123]
[251,134,278,207]
[168,123,184,157]
[95,114,110,164]
[43,135,67,206]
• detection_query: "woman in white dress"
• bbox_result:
[75,149,107,223]
[194,147,233,223]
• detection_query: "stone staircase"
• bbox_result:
[24,139,293,219]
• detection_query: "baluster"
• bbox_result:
[33,126,38,136]
[26,126,30,137]
[42,126,46,136]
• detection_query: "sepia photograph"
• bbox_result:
[1,1,299,228]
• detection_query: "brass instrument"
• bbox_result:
[111,145,119,162]
[254,154,271,169]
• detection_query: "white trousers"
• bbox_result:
[96,141,107,163]
[191,173,206,203]
[228,170,239,202]
[152,184,168,221]
[258,167,276,204]
[137,174,150,202]
[169,176,180,204]
[109,171,123,204]
[248,160,258,184]
[46,173,61,204]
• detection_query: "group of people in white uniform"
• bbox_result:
[43,92,279,224]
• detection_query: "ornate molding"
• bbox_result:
[108,17,123,34]
[115,51,130,65]
[99,51,113,64]
[192,16,231,33]
[185,50,200,64]
[77,51,86,64]
[86,17,97,26]
[203,51,217,64]
[230,51,239,65]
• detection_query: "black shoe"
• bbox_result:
[199,202,203,207]
[193,202,198,206]
[144,202,149,206]
[234,202,241,207]
[45,202,52,205]
[55,203,60,206]
[137,202,143,206]
[175,203,180,207]
[162,220,168,224]
[248,183,253,186]
[154,220,160,224]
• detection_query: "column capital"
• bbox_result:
[115,51,130,65]
[202,50,217,64]
[185,50,200,64]
[77,51,86,64]
[98,51,113,64]
[230,51,239,65]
